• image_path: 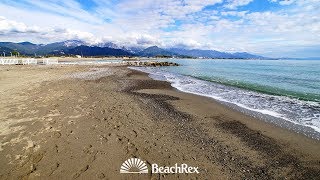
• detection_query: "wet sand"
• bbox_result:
[0,65,319,179]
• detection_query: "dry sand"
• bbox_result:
[0,65,319,179]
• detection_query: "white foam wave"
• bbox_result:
[130,67,320,134]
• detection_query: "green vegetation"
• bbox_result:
[11,50,20,56]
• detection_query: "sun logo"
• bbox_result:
[120,158,148,174]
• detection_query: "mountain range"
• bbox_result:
[0,40,268,59]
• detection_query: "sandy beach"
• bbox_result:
[0,64,319,179]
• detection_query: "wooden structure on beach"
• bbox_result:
[0,58,58,65]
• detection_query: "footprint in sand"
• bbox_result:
[72,165,89,179]
[46,109,61,117]
[126,142,138,154]
[53,131,61,138]
[49,163,60,176]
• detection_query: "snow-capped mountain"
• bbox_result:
[96,42,121,49]
[63,40,87,47]
[0,40,269,59]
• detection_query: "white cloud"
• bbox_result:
[114,33,163,47]
[279,0,296,5]
[224,0,254,9]
[0,16,41,34]
[221,11,248,17]
[269,0,320,6]
[0,0,319,57]
[0,16,100,44]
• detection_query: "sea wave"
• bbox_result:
[193,75,320,102]
[130,66,320,138]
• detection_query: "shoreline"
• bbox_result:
[126,67,320,152]
[130,66,320,141]
[0,65,319,179]
[124,67,320,178]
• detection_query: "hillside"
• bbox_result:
[0,40,268,59]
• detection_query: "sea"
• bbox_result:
[130,59,320,140]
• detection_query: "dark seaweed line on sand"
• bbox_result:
[119,69,320,179]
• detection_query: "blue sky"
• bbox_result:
[0,0,319,57]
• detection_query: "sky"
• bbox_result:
[0,0,319,57]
